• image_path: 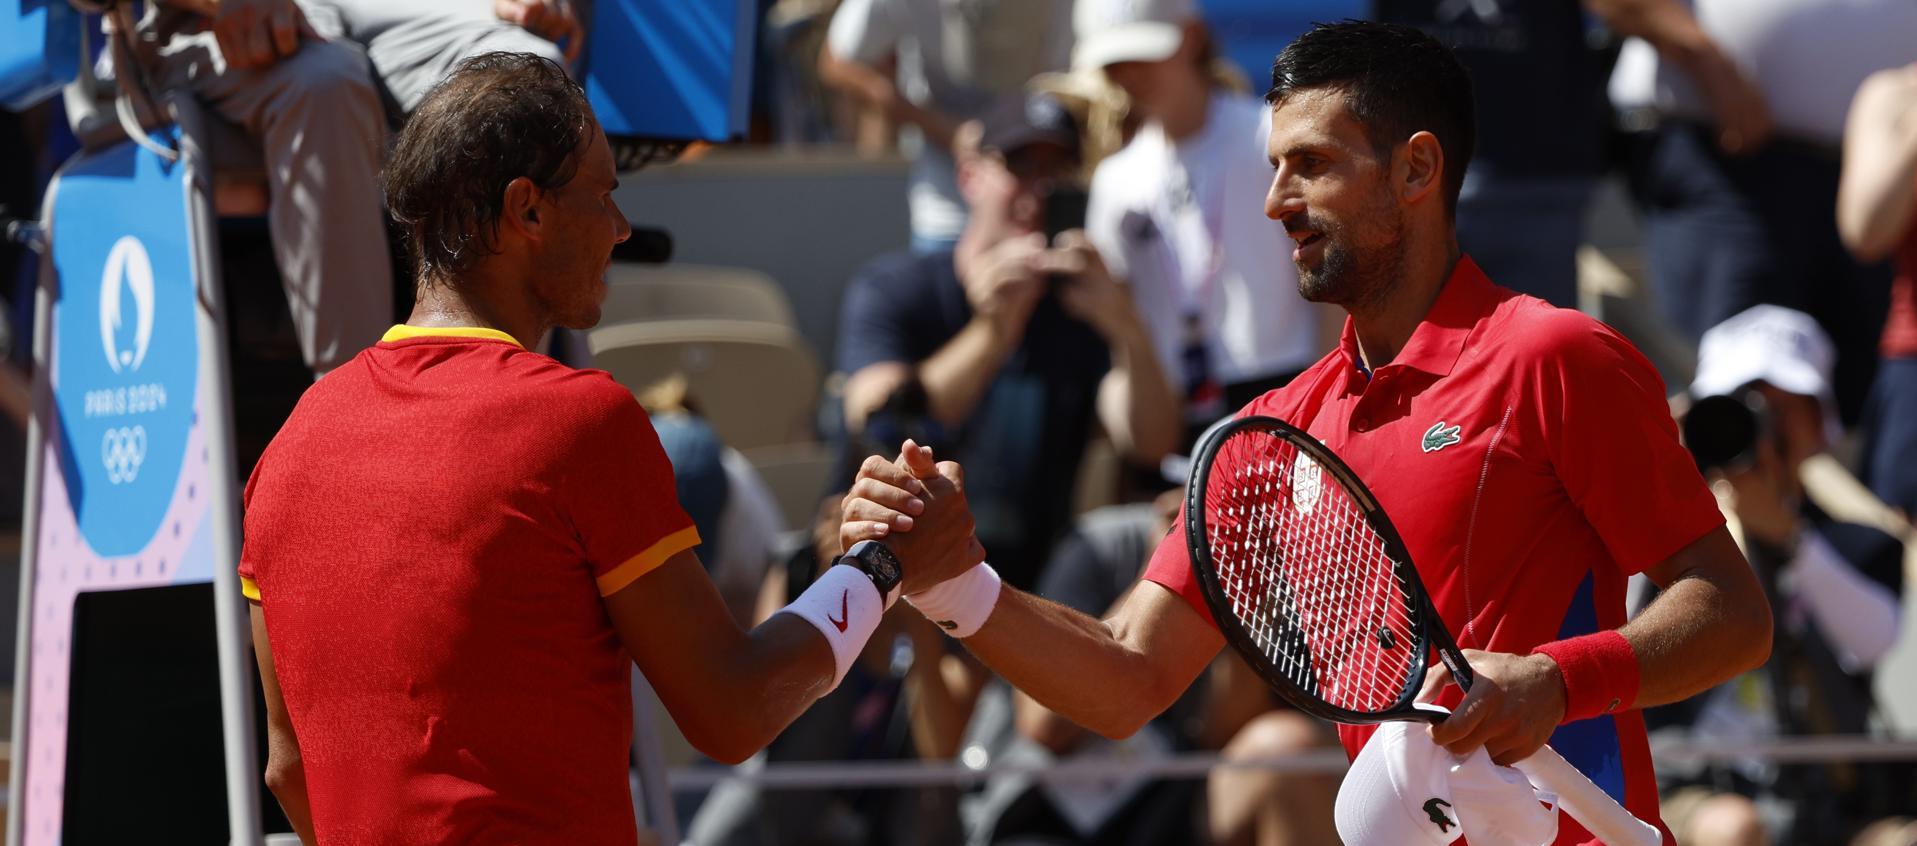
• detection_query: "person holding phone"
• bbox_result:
[1078,0,1336,449]
[835,91,1179,593]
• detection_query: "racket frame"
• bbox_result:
[1185,415,1474,726]
[1184,415,1664,846]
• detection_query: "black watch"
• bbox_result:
[841,539,903,598]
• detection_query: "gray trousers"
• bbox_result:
[148,5,571,372]
[151,30,394,375]
[298,0,566,116]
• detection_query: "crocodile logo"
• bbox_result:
[1423,797,1455,832]
[1421,421,1463,453]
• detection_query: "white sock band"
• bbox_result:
[779,565,885,691]
[905,562,1001,638]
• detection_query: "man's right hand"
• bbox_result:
[840,441,985,596]
[960,233,1048,340]
[213,0,317,71]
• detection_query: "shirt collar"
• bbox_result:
[1338,255,1497,380]
[380,324,525,349]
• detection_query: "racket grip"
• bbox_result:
[1512,745,1661,846]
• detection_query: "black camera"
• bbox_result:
[1681,388,1771,473]
[1042,185,1090,243]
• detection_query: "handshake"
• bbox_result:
[836,439,999,635]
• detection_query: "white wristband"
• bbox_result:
[779,565,885,691]
[904,562,1001,638]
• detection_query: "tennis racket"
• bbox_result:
[1185,415,1660,846]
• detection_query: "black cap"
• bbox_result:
[979,92,1080,160]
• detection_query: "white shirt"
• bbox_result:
[1087,92,1319,402]
[1608,0,1917,145]
[827,0,1073,242]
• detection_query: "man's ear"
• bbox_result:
[1398,130,1445,208]
[499,176,543,241]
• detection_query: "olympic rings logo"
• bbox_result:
[101,425,147,485]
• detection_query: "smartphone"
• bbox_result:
[1042,186,1090,243]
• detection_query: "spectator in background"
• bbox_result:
[835,92,1179,593]
[1076,0,1332,446]
[1838,64,1917,518]
[1609,0,1917,424]
[972,492,1339,846]
[136,0,392,375]
[819,0,1074,253]
[298,0,582,121]
[1660,306,1906,846]
[1370,0,1670,309]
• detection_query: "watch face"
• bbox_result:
[851,540,902,591]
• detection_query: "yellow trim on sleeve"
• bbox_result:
[381,324,525,348]
[597,525,702,596]
[241,576,261,602]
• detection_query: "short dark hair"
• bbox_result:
[1266,21,1475,216]
[384,52,593,285]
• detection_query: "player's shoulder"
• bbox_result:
[1239,347,1346,423]
[480,350,646,429]
[530,362,643,417]
[1488,296,1658,380]
[1493,295,1623,353]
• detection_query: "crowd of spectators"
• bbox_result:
[2,0,1916,845]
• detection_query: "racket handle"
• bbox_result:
[1512,745,1661,846]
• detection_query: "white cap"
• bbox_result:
[1691,305,1836,404]
[1336,718,1558,846]
[1073,0,1195,71]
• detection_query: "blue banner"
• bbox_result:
[48,130,200,559]
[0,0,80,110]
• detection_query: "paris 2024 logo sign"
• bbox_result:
[56,231,198,557]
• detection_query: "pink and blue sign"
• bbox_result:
[15,130,230,845]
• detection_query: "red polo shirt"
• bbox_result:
[1144,257,1721,846]
[241,325,698,845]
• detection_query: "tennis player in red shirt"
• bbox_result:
[842,22,1772,846]
[239,54,981,845]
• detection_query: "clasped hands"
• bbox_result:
[838,440,984,596]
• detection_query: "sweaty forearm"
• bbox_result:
[961,588,1196,739]
[1620,529,1773,708]
[685,613,836,763]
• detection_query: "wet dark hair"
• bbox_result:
[1266,21,1475,216]
[384,52,592,285]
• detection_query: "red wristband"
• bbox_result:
[1532,630,1640,723]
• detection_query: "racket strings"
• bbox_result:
[1204,432,1422,715]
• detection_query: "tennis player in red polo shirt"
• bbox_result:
[239,54,980,845]
[840,22,1772,846]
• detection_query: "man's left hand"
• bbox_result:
[495,0,582,63]
[1420,649,1566,765]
